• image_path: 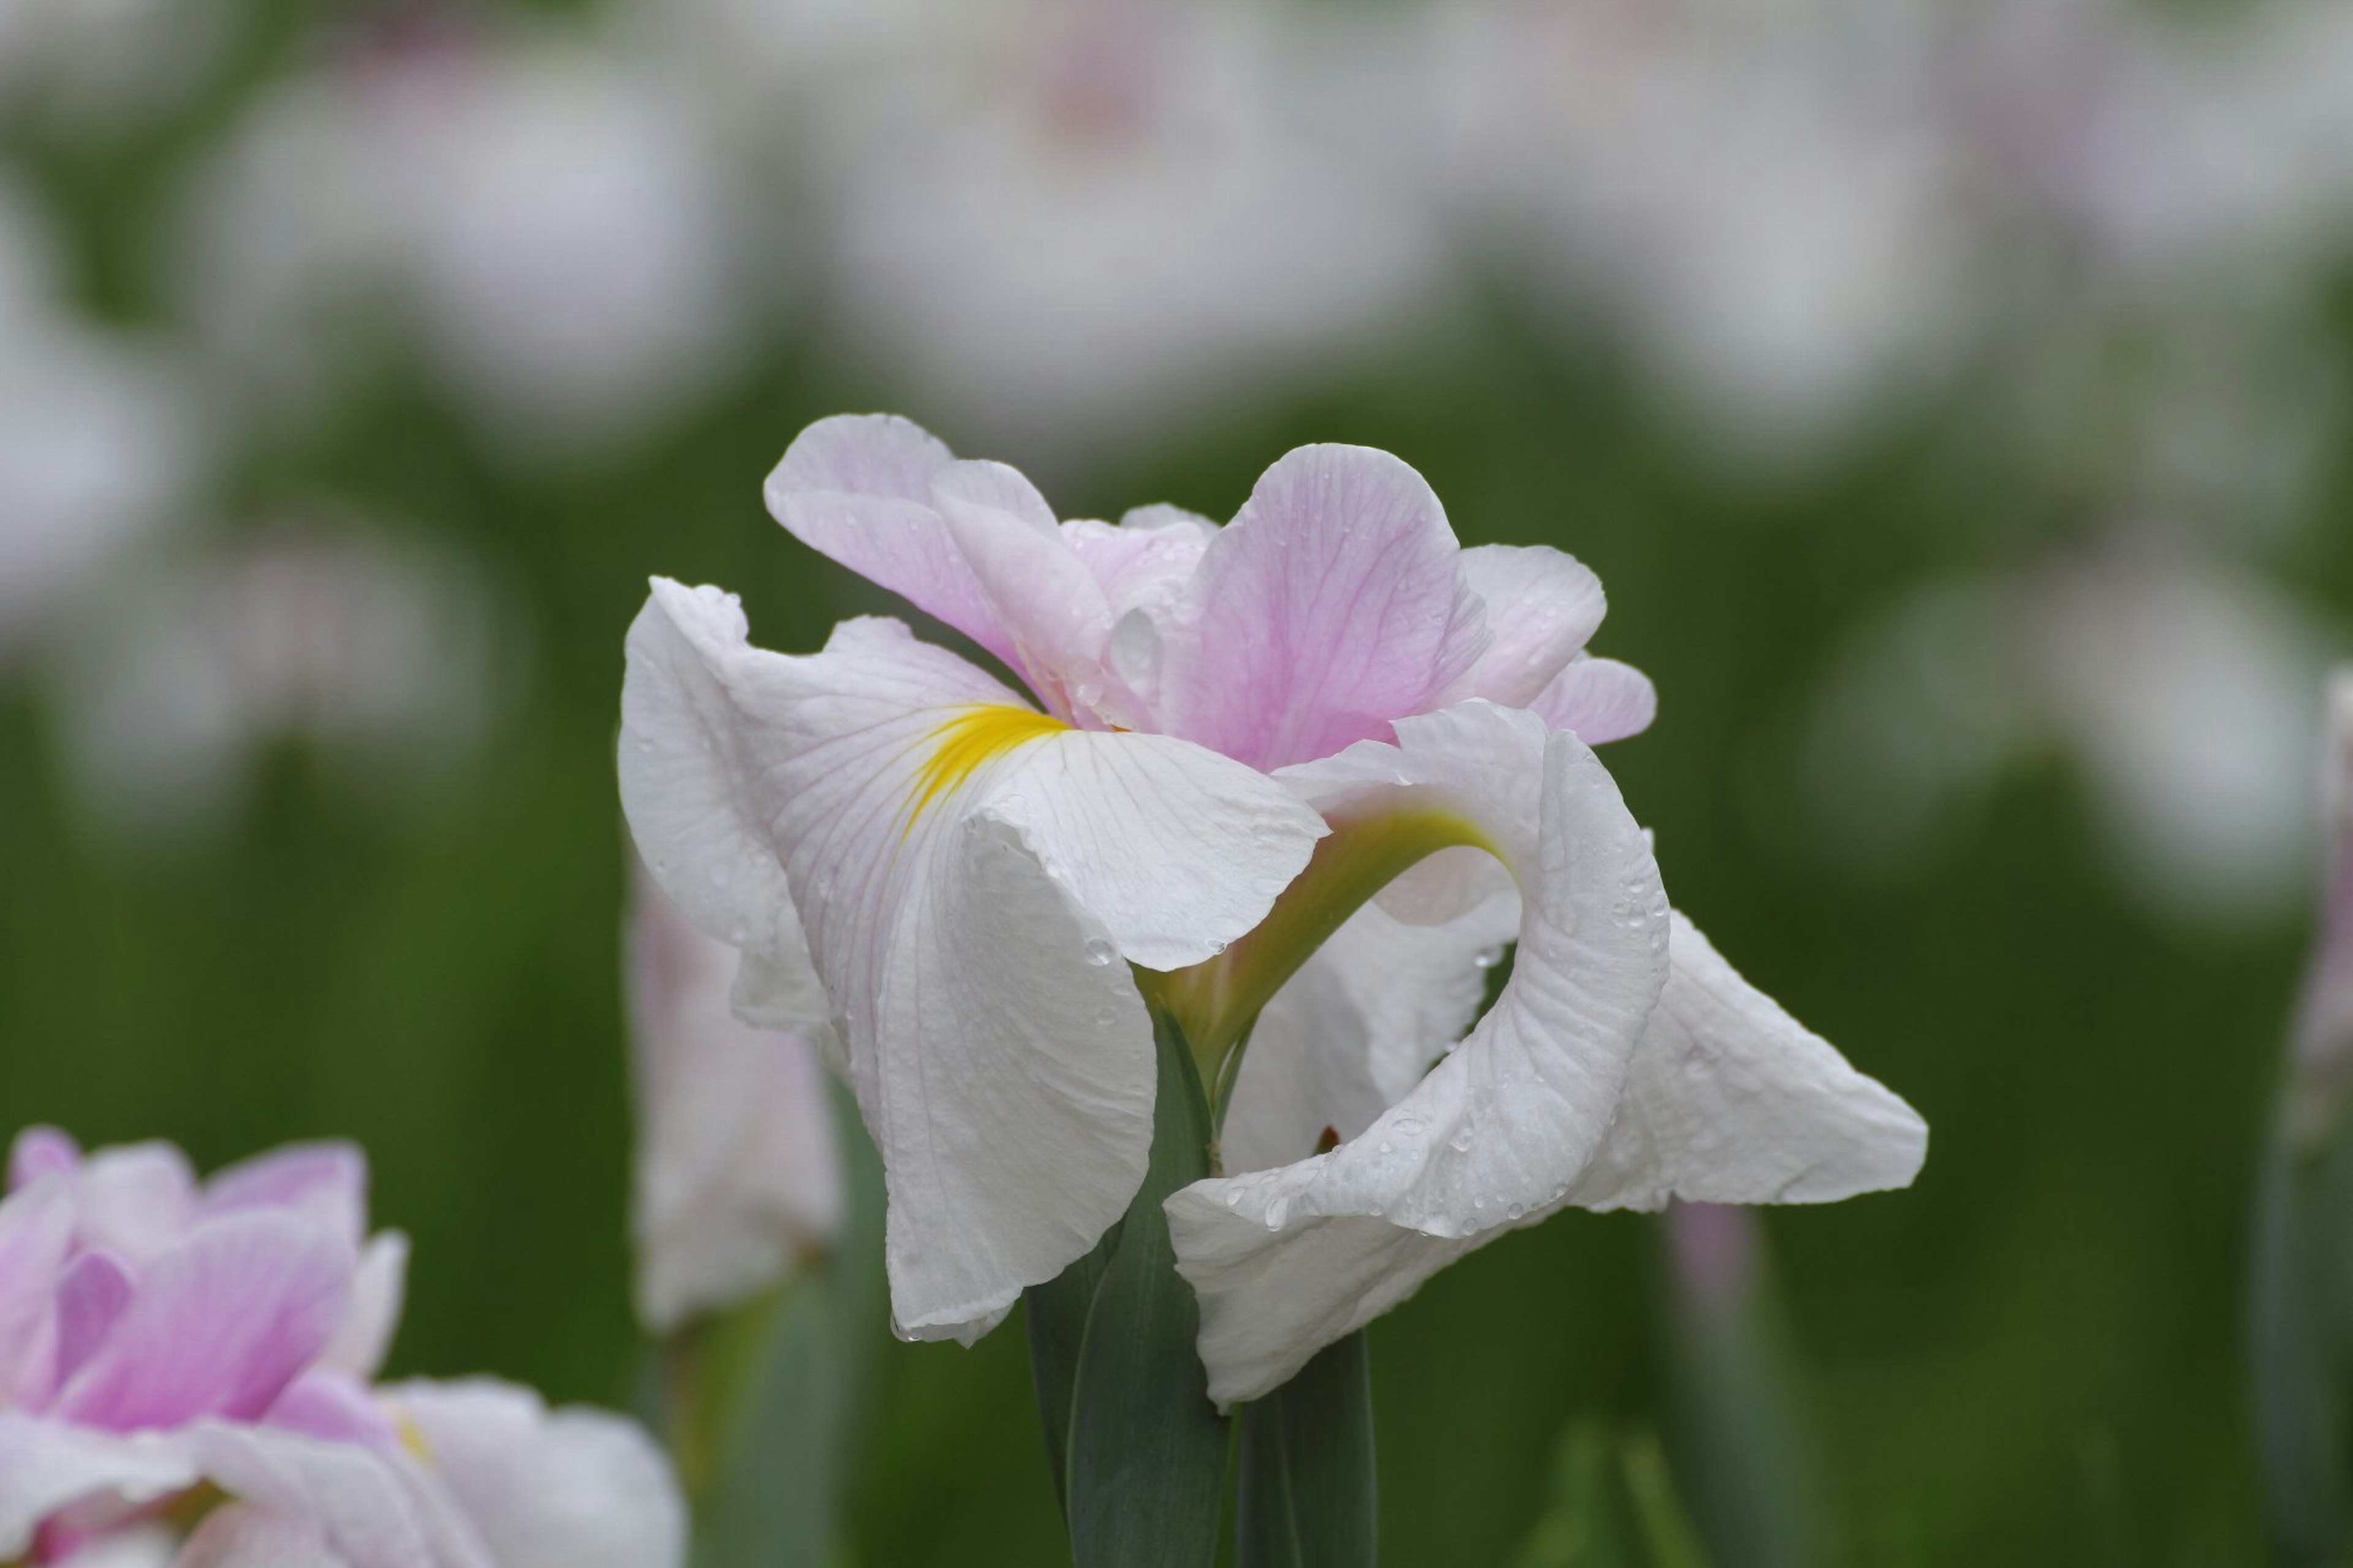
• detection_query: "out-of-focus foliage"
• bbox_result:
[6,0,2353,1562]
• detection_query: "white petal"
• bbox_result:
[1458,545,1607,708]
[619,581,1321,1339]
[65,1524,178,1568]
[616,583,835,991]
[179,1422,487,1568]
[383,1379,685,1568]
[1170,702,1671,1404]
[175,1504,350,1568]
[1222,894,1520,1175]
[72,1142,199,1263]
[628,864,843,1331]
[1565,912,1927,1211]
[1532,655,1658,744]
[0,1415,196,1560]
[317,1232,409,1381]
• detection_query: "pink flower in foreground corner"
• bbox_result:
[621,412,1926,1401]
[0,1127,684,1568]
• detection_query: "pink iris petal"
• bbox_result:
[1158,444,1491,771]
[50,1211,353,1433]
[933,461,1118,724]
[203,1143,369,1254]
[0,1179,72,1406]
[763,414,1024,675]
[7,1128,80,1194]
[51,1250,134,1392]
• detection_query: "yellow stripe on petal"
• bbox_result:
[907,704,1069,827]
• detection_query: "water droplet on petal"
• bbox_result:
[1083,938,1116,966]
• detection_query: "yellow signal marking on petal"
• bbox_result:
[395,1409,436,1465]
[906,703,1070,828]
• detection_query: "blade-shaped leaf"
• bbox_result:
[1027,1219,1120,1516]
[1064,1006,1229,1568]
[1237,1330,1377,1568]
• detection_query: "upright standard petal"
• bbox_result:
[202,1144,369,1254]
[619,581,1322,1341]
[1458,544,1608,708]
[628,865,844,1331]
[1565,912,1927,1210]
[1533,654,1659,744]
[51,1213,353,1431]
[1168,702,1672,1404]
[317,1232,409,1382]
[762,414,1022,672]
[1157,445,1491,771]
[382,1379,686,1568]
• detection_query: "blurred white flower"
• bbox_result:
[1805,536,2337,925]
[51,521,516,835]
[0,184,202,667]
[1409,0,1976,467]
[627,861,843,1333]
[816,0,1447,460]
[174,31,746,461]
[0,0,232,131]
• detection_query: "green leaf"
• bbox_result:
[1510,1418,1715,1568]
[1236,1330,1377,1568]
[1061,1006,1230,1568]
[1026,1216,1120,1517]
[653,1081,888,1568]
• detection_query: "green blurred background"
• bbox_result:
[6,0,2352,1562]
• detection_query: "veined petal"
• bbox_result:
[1533,655,1658,744]
[628,866,843,1332]
[1566,912,1927,1211]
[381,1379,686,1568]
[1458,544,1607,708]
[180,1422,488,1568]
[1223,895,1520,1175]
[1169,702,1670,1405]
[175,1502,355,1568]
[317,1232,409,1382]
[932,461,1117,725]
[0,1415,195,1560]
[1158,445,1491,771]
[202,1144,369,1255]
[53,1213,354,1431]
[619,581,1322,1340]
[762,414,1022,672]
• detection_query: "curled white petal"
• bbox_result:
[1169,702,1671,1405]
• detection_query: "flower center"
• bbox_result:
[907,704,1070,827]
[1145,806,1504,1103]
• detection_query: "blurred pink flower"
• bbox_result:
[0,1129,683,1568]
